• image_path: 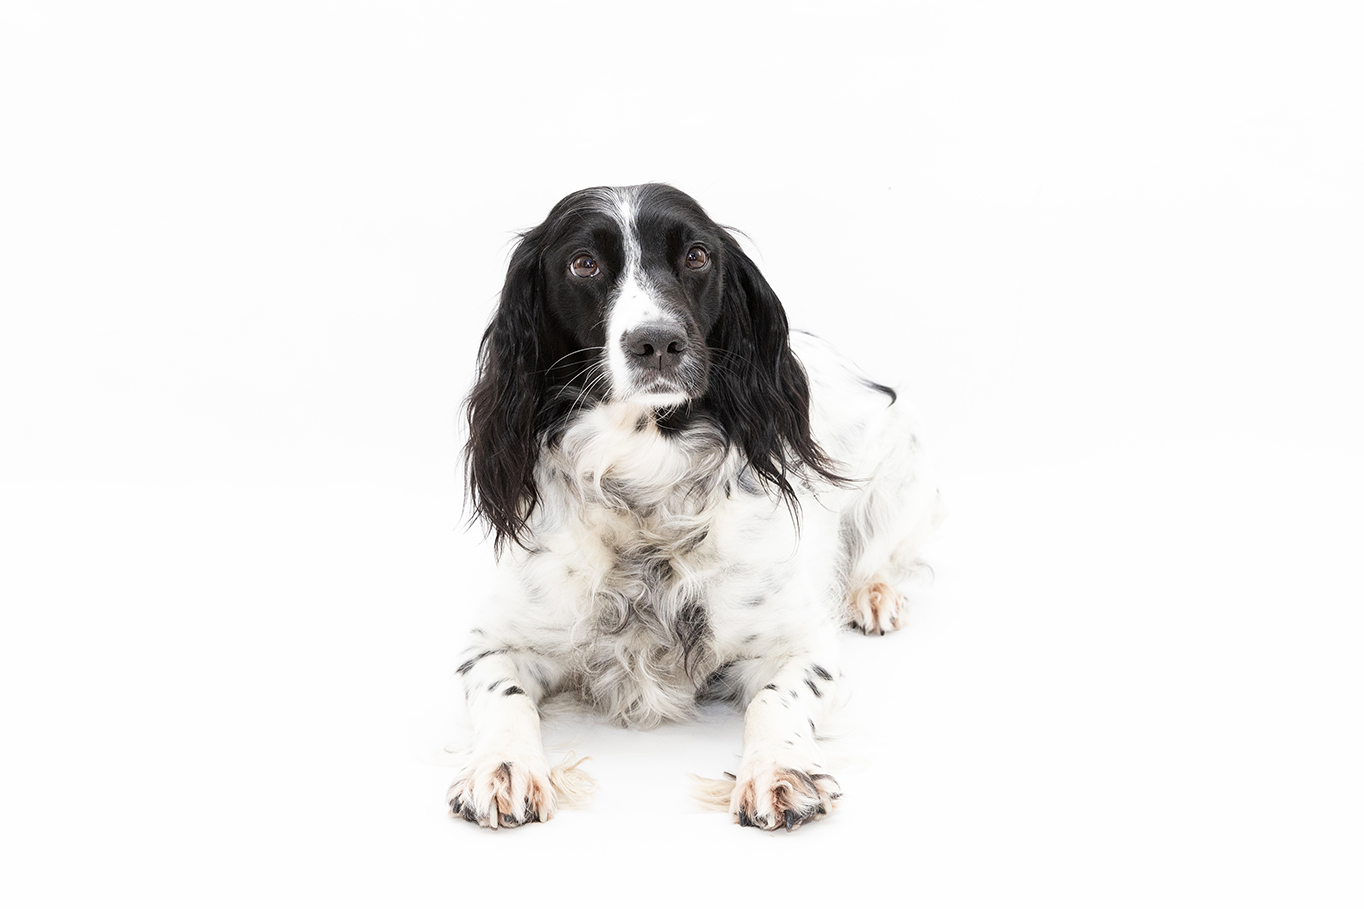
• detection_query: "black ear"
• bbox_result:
[464,233,551,554]
[705,237,845,507]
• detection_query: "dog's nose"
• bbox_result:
[622,323,688,371]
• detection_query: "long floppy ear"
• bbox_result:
[464,234,550,554]
[705,236,845,507]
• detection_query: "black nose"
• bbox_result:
[622,323,688,371]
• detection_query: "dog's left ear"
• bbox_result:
[705,237,845,504]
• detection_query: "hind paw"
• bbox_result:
[847,580,905,635]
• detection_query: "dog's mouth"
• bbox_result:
[615,368,699,407]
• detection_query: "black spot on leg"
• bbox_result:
[805,679,823,698]
[504,686,526,697]
[809,719,817,735]
[812,665,833,681]
[488,678,508,692]
[763,683,779,692]
[789,689,800,699]
[456,649,499,676]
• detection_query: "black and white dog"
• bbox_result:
[449,184,943,831]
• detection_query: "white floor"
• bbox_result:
[6,436,1359,905]
[4,2,1361,906]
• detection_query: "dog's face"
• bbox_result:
[532,184,727,407]
[467,183,839,552]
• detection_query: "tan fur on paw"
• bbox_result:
[448,757,556,829]
[847,579,905,635]
[731,766,840,831]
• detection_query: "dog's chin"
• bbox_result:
[617,388,692,410]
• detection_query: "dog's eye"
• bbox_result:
[684,246,709,270]
[570,254,599,278]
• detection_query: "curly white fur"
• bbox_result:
[451,332,944,830]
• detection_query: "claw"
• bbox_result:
[784,809,797,831]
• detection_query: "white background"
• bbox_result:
[3,1,1361,905]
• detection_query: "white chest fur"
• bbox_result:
[499,403,842,727]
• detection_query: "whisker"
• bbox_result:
[570,364,611,411]
[558,359,606,393]
[542,346,606,376]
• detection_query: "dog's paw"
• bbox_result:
[847,579,905,636]
[730,760,841,831]
[448,753,555,829]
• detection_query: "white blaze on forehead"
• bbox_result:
[598,186,683,403]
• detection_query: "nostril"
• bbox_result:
[623,323,688,364]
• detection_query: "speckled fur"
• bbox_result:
[449,186,943,830]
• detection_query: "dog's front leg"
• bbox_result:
[732,654,843,831]
[447,645,561,828]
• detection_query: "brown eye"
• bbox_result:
[685,246,709,269]
[571,254,599,278]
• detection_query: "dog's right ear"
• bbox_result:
[464,231,549,554]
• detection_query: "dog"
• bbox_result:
[448,184,943,831]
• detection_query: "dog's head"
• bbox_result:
[466,184,840,551]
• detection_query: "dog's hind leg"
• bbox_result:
[839,430,946,636]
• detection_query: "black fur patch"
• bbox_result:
[673,598,710,678]
[862,377,898,404]
[462,183,849,553]
[456,650,498,675]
